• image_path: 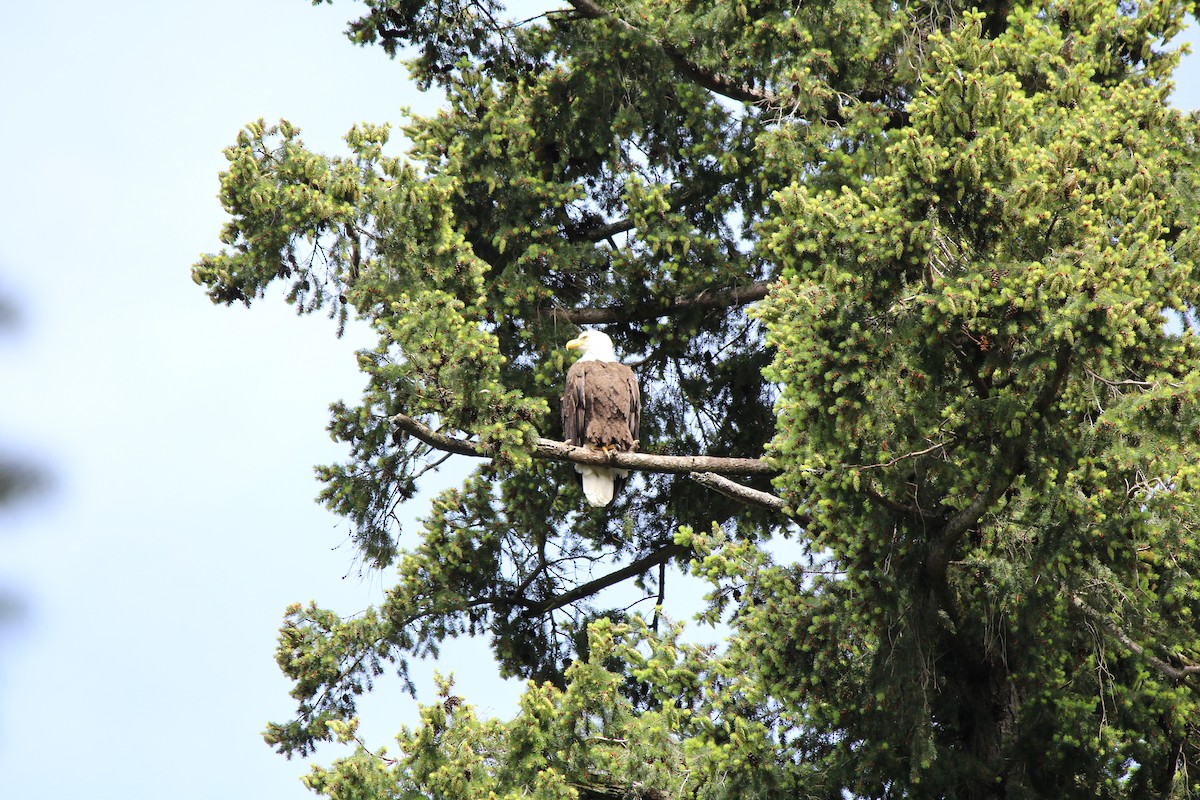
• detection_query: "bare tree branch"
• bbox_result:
[544,281,772,325]
[689,472,793,515]
[523,542,689,617]
[1068,593,1200,683]
[390,413,777,476]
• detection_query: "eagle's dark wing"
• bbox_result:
[564,361,639,450]
[621,365,640,450]
[562,360,589,447]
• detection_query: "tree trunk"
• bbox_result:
[941,646,1021,799]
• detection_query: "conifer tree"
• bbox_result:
[195,0,1200,796]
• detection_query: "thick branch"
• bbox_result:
[1035,342,1076,413]
[544,281,771,325]
[523,542,689,617]
[566,0,777,106]
[390,413,777,476]
[542,438,776,474]
[925,446,1023,597]
[1068,593,1200,683]
[391,414,482,457]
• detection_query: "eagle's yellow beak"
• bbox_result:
[565,336,583,350]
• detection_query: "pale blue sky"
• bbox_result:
[0,3,1197,798]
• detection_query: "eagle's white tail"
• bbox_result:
[578,466,615,507]
[576,465,628,507]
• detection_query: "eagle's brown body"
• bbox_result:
[562,361,640,453]
[561,331,640,507]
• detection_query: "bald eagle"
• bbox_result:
[562,330,640,507]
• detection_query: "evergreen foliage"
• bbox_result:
[195,0,1200,796]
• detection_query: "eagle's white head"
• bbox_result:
[565,329,618,362]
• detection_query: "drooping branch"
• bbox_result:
[390,413,777,476]
[543,281,771,325]
[1068,593,1200,683]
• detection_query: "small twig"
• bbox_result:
[857,440,951,471]
[586,736,629,746]
[411,451,454,480]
